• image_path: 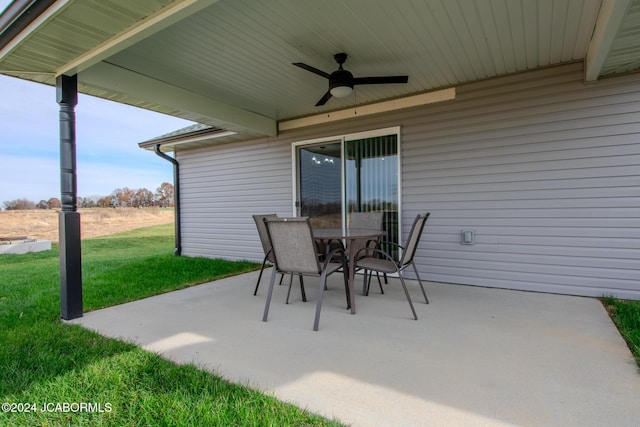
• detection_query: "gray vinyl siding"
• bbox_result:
[178,62,640,299]
[178,139,293,261]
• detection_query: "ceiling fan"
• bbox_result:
[293,53,409,106]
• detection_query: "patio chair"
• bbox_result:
[349,211,386,293]
[262,217,349,331]
[349,211,384,230]
[252,214,303,301]
[354,212,430,320]
[326,211,384,254]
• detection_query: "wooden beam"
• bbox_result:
[278,88,456,132]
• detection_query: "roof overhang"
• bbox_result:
[585,0,633,81]
[138,123,238,152]
[2,0,640,149]
[0,0,277,137]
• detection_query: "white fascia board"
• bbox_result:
[0,0,71,61]
[147,131,238,151]
[80,61,277,136]
[58,0,219,76]
[584,0,630,82]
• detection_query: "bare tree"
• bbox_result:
[80,195,100,208]
[132,188,154,207]
[3,183,171,211]
[155,182,174,207]
[3,198,37,210]
[97,195,114,208]
[111,187,136,207]
[48,197,62,209]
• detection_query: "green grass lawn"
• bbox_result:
[601,297,640,367]
[0,224,344,426]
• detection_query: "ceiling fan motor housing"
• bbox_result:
[329,68,354,92]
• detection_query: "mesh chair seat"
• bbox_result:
[354,256,398,274]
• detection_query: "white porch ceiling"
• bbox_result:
[1,0,640,143]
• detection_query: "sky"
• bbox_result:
[0,1,194,206]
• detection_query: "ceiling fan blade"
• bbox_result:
[292,62,331,79]
[353,76,408,85]
[315,91,332,106]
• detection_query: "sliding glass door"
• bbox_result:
[344,134,399,259]
[297,141,342,228]
[295,128,401,257]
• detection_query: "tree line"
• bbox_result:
[2,182,174,211]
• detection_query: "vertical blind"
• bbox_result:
[345,134,399,258]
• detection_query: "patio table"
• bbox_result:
[312,227,385,314]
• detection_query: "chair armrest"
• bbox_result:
[376,240,405,251]
[354,246,397,265]
[327,239,346,252]
[364,239,379,248]
[323,247,348,271]
[356,241,403,262]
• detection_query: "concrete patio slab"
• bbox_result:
[70,270,640,426]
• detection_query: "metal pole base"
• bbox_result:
[59,211,82,320]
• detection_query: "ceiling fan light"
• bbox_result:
[330,85,353,98]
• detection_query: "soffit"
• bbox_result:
[601,0,640,75]
[2,0,640,142]
[0,0,178,83]
[107,0,604,122]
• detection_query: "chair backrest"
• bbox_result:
[252,214,278,262]
[348,211,385,256]
[264,217,321,274]
[399,213,430,267]
[349,211,384,230]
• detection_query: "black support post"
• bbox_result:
[57,74,82,320]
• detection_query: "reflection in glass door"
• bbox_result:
[295,130,400,260]
[345,134,399,260]
[297,142,342,229]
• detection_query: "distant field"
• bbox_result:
[0,208,174,241]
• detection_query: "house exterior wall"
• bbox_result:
[178,62,640,299]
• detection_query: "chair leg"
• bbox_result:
[363,270,383,296]
[343,267,351,310]
[362,270,370,296]
[287,274,306,304]
[313,271,328,331]
[285,273,294,304]
[262,268,278,322]
[253,257,269,295]
[411,262,428,304]
[299,274,307,302]
[375,272,384,294]
[398,273,418,320]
